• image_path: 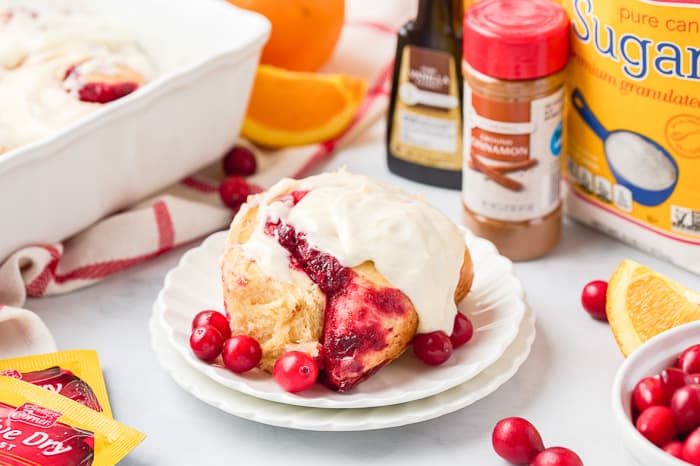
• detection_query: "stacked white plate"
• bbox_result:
[150,229,535,431]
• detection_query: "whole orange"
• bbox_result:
[227,0,345,72]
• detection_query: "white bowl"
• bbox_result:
[0,0,270,260]
[612,321,700,466]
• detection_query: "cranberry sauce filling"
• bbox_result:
[265,212,411,391]
[323,281,411,391]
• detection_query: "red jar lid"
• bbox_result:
[464,0,570,80]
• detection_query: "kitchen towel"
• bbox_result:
[0,0,415,307]
[0,305,56,358]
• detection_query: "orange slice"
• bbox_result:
[241,65,367,148]
[607,260,700,357]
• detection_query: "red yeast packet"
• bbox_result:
[0,377,144,466]
[0,351,111,416]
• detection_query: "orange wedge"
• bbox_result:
[241,65,367,148]
[607,260,700,357]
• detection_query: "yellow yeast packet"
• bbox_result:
[0,350,111,417]
[0,377,144,466]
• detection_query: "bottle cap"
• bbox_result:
[464,0,570,80]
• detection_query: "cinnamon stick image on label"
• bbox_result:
[468,158,538,174]
[470,154,523,191]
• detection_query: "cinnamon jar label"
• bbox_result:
[389,45,462,170]
[462,85,564,221]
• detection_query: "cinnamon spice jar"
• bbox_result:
[461,0,570,261]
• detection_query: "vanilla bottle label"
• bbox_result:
[389,45,462,171]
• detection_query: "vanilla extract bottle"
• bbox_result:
[387,0,464,189]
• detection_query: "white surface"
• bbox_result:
[22,121,700,464]
[157,228,525,409]
[612,321,700,466]
[0,0,270,259]
[151,300,534,430]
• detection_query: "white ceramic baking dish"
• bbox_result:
[0,0,270,260]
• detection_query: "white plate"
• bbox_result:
[156,228,526,409]
[150,301,535,431]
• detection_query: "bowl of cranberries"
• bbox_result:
[613,320,700,465]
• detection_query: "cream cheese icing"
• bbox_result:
[0,9,153,153]
[237,172,466,334]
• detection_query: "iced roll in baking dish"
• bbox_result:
[0,8,154,154]
[221,171,474,391]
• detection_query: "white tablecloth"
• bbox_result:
[26,120,700,465]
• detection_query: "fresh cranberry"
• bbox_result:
[78,81,139,103]
[413,331,453,366]
[636,405,678,446]
[633,377,666,412]
[663,440,685,459]
[222,335,262,373]
[684,428,700,465]
[581,280,608,320]
[691,374,700,385]
[450,312,474,348]
[273,351,318,393]
[189,325,224,362]
[219,176,263,211]
[491,417,544,464]
[671,384,700,432]
[530,447,583,466]
[661,368,693,402]
[679,345,700,374]
[223,146,257,177]
[192,310,231,340]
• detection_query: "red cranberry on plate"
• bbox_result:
[192,310,231,340]
[222,335,262,374]
[273,351,318,393]
[450,312,474,348]
[189,325,224,362]
[413,331,453,366]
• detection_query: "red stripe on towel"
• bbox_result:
[26,202,176,293]
[25,246,61,297]
[181,176,218,194]
[154,201,175,252]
